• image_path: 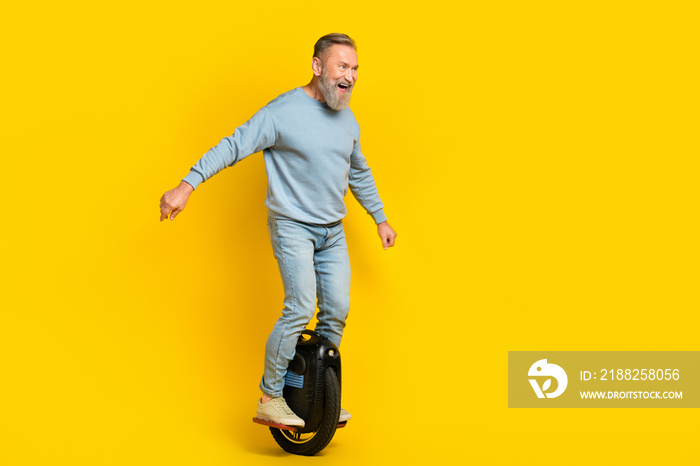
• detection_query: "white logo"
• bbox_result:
[528,359,568,398]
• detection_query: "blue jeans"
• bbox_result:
[260,216,351,398]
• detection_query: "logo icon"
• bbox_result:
[528,359,568,398]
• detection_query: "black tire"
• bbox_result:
[270,367,341,456]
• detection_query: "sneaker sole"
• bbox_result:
[253,417,302,431]
[255,415,305,427]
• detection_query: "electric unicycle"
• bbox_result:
[253,330,346,456]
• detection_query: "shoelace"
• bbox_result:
[272,398,296,416]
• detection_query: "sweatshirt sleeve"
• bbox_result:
[348,134,387,224]
[182,107,276,189]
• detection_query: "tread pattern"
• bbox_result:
[270,367,340,456]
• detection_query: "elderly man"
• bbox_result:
[159,33,396,426]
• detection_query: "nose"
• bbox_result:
[345,69,356,84]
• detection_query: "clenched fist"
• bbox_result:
[377,221,397,250]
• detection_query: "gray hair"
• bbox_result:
[313,33,357,60]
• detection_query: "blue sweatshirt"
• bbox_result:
[182,87,386,225]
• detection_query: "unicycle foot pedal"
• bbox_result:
[252,417,300,432]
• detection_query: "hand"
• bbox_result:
[377,221,397,250]
[159,181,194,221]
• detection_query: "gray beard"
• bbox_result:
[319,69,353,111]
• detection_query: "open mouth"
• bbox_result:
[337,82,351,91]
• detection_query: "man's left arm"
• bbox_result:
[348,137,397,250]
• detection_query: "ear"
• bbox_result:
[312,57,323,77]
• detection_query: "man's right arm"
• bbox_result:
[158,107,276,221]
[181,107,277,190]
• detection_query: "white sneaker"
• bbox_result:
[256,397,305,427]
[339,408,351,422]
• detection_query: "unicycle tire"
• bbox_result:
[270,367,341,456]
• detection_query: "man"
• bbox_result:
[159,33,397,427]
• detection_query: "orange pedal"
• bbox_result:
[252,417,300,432]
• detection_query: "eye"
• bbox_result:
[340,65,346,69]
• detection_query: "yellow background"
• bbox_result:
[1,1,698,464]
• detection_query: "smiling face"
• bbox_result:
[315,44,359,111]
